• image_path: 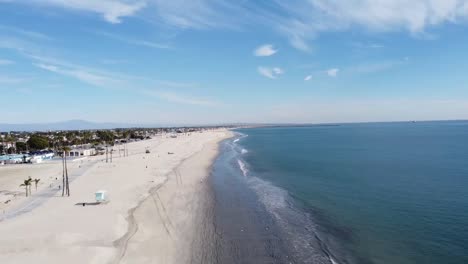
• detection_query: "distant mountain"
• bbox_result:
[0,120,145,132]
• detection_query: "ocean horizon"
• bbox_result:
[211,120,468,264]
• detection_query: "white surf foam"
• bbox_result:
[237,159,248,177]
[247,176,289,211]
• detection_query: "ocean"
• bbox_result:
[210,121,468,264]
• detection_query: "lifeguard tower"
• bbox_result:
[95,190,108,203]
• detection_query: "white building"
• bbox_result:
[62,148,96,157]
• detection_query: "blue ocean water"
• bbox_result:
[212,121,468,264]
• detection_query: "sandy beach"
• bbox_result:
[0,129,232,264]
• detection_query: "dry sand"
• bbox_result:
[0,129,232,264]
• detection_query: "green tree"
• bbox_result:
[7,147,15,154]
[16,142,27,152]
[4,135,15,142]
[27,135,49,150]
[19,178,32,197]
[82,131,92,144]
[33,178,40,191]
[96,130,114,143]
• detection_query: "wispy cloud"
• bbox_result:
[0,25,51,40]
[305,59,406,79]
[349,59,408,74]
[7,1,468,51]
[258,66,284,79]
[149,0,247,30]
[100,59,128,65]
[152,80,197,89]
[327,68,339,77]
[0,76,25,84]
[351,42,385,49]
[15,87,33,95]
[275,19,314,52]
[19,48,197,91]
[26,0,146,24]
[0,59,14,65]
[149,1,468,51]
[0,34,220,108]
[272,0,468,51]
[254,44,277,57]
[92,31,171,49]
[26,53,128,88]
[34,63,120,87]
[0,36,33,52]
[143,90,220,106]
[32,61,206,106]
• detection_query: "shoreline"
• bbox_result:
[210,131,343,264]
[114,130,233,264]
[0,130,232,264]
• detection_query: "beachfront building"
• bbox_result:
[60,148,96,157]
[29,151,55,163]
[0,141,15,150]
[0,154,30,164]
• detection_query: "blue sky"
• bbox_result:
[1,0,468,125]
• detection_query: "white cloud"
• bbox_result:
[0,59,14,65]
[0,25,51,40]
[304,75,312,81]
[350,59,408,74]
[327,68,339,77]
[352,42,385,49]
[100,59,128,65]
[254,44,277,56]
[0,76,25,84]
[143,90,219,106]
[28,0,146,24]
[274,0,468,50]
[7,1,468,50]
[149,0,246,29]
[149,1,468,51]
[273,67,283,74]
[0,38,220,107]
[34,63,121,87]
[152,80,197,89]
[258,66,284,79]
[92,31,171,49]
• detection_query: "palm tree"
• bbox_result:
[27,176,32,195]
[61,146,71,196]
[61,147,65,196]
[20,178,32,197]
[33,178,40,191]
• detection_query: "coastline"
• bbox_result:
[210,131,343,264]
[0,129,233,264]
[118,131,232,264]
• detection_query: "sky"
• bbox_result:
[1,0,468,125]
